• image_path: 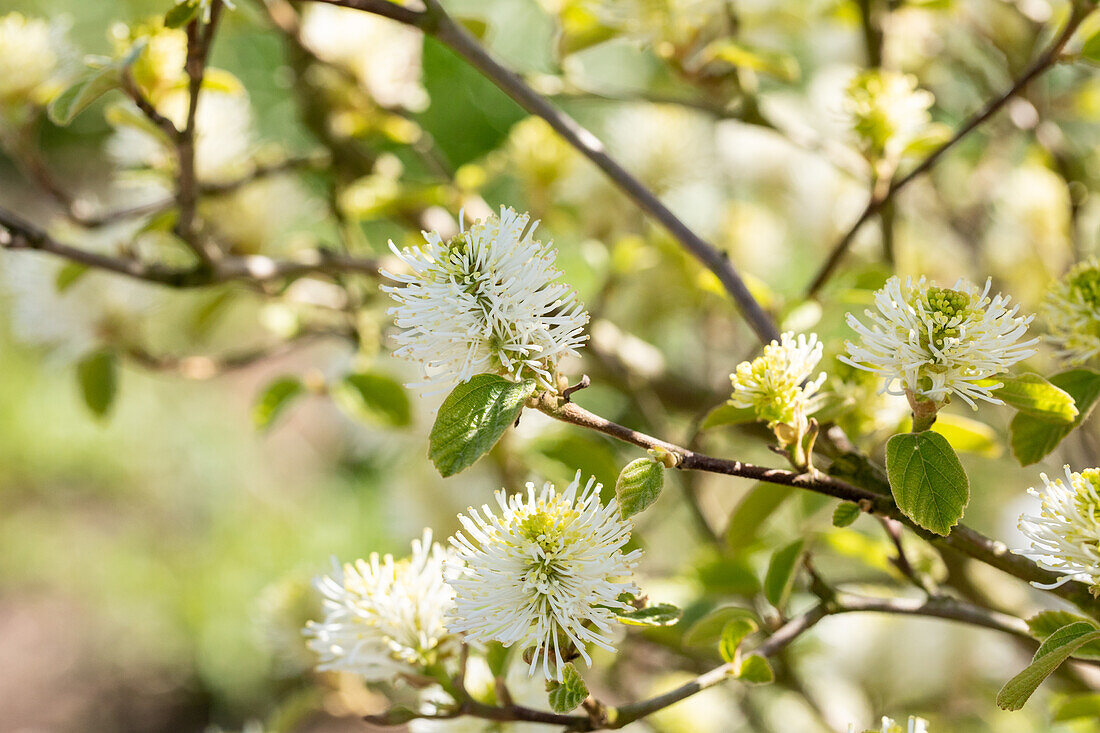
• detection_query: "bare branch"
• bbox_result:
[804,1,1094,297]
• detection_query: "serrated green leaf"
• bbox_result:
[48,67,122,126]
[763,539,804,609]
[55,262,89,292]
[719,618,758,663]
[1027,611,1100,659]
[997,624,1100,710]
[735,654,774,684]
[702,403,757,430]
[615,458,664,518]
[683,605,757,647]
[334,371,411,428]
[165,0,201,28]
[832,502,861,527]
[429,374,536,477]
[76,350,118,419]
[1054,693,1100,721]
[726,484,794,550]
[885,431,969,536]
[547,663,588,713]
[253,376,305,430]
[617,603,681,627]
[981,373,1078,422]
[1010,369,1100,466]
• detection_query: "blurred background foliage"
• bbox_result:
[0,0,1098,731]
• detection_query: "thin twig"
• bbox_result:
[804,1,1093,297]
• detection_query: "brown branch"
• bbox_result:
[804,0,1093,298]
[533,393,1100,614]
[311,0,780,345]
[0,206,381,287]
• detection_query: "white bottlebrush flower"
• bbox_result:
[844,69,934,160]
[300,4,428,112]
[729,331,826,434]
[109,90,254,185]
[1017,466,1100,591]
[1041,259,1100,366]
[849,717,929,733]
[382,207,588,390]
[0,13,59,105]
[305,529,457,681]
[841,276,1037,408]
[447,473,641,681]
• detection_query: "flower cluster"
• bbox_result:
[449,473,641,681]
[729,331,826,440]
[1041,259,1100,366]
[844,69,934,162]
[305,529,457,681]
[0,13,64,111]
[1017,466,1100,592]
[383,208,589,391]
[305,474,640,685]
[841,276,1036,408]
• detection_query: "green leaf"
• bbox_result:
[1082,29,1100,64]
[55,262,89,292]
[696,39,800,81]
[997,624,1100,710]
[48,67,121,126]
[165,0,201,28]
[1054,693,1100,722]
[617,603,682,627]
[702,403,757,429]
[547,663,588,713]
[1010,369,1100,466]
[726,484,794,550]
[485,641,510,677]
[615,458,664,519]
[683,605,757,647]
[763,539,805,609]
[735,654,774,684]
[334,371,411,428]
[76,350,119,419]
[719,618,758,663]
[1027,611,1100,660]
[986,373,1078,423]
[253,377,305,430]
[428,374,536,477]
[885,431,970,536]
[695,556,760,596]
[930,413,1001,458]
[832,502,861,527]
[364,706,422,726]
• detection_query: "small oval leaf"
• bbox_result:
[77,350,118,419]
[253,376,305,430]
[735,654,774,684]
[617,603,682,627]
[335,371,411,428]
[719,618,758,663]
[1010,369,1100,466]
[547,662,588,713]
[615,458,664,519]
[763,539,804,609]
[429,374,536,477]
[832,502,861,527]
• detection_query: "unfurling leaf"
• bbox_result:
[1010,369,1100,466]
[885,431,969,536]
[615,458,664,518]
[76,350,119,419]
[832,502,861,527]
[253,377,305,430]
[429,374,536,477]
[683,605,757,647]
[719,618,758,663]
[547,662,588,713]
[617,603,682,627]
[735,654,774,684]
[334,371,411,428]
